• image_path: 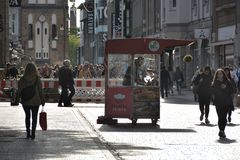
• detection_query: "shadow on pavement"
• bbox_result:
[216,138,237,144]
[160,90,198,105]
[227,123,240,127]
[98,124,196,133]
[106,142,161,151]
[195,123,217,127]
[0,128,113,159]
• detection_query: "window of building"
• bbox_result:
[28,24,33,40]
[37,0,46,4]
[191,0,198,16]
[12,22,15,33]
[52,24,57,39]
[47,0,55,4]
[170,0,176,10]
[172,0,176,8]
[37,28,40,35]
[45,28,47,35]
[203,0,209,13]
[12,14,15,21]
[36,52,41,59]
[28,0,36,4]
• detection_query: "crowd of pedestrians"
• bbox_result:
[191,65,240,138]
[159,64,240,139]
[4,62,105,79]
[3,61,240,139]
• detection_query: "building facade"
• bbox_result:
[212,0,236,68]
[0,0,9,67]
[188,0,212,78]
[21,0,68,66]
[78,0,94,64]
[78,0,107,64]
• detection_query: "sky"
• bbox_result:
[68,0,84,27]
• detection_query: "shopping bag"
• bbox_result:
[39,107,47,131]
[236,94,240,108]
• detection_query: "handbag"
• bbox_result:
[39,106,47,131]
[21,78,37,101]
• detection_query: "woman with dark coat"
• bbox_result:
[193,66,212,124]
[224,67,237,123]
[15,63,45,139]
[211,69,234,138]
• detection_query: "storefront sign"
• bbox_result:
[194,29,210,39]
[87,12,94,34]
[115,0,123,37]
[148,40,160,52]
[95,0,108,34]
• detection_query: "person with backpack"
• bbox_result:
[193,66,212,124]
[15,63,45,140]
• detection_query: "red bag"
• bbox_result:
[39,107,47,131]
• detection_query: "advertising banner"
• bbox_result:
[106,87,132,118]
[133,88,160,117]
[115,0,122,37]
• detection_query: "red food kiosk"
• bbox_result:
[97,38,193,125]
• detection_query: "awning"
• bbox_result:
[210,39,234,46]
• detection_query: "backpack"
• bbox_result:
[21,78,38,101]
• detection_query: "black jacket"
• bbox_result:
[211,80,234,107]
[193,73,212,103]
[58,66,74,87]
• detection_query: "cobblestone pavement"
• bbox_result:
[0,102,115,160]
[1,89,240,160]
[77,90,240,160]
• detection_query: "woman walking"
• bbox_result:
[211,69,234,138]
[16,63,45,139]
[224,67,237,123]
[193,66,212,124]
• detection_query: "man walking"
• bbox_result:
[58,59,75,107]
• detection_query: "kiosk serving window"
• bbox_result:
[133,54,160,87]
[108,54,132,87]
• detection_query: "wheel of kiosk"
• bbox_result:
[151,118,158,125]
[132,118,137,125]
